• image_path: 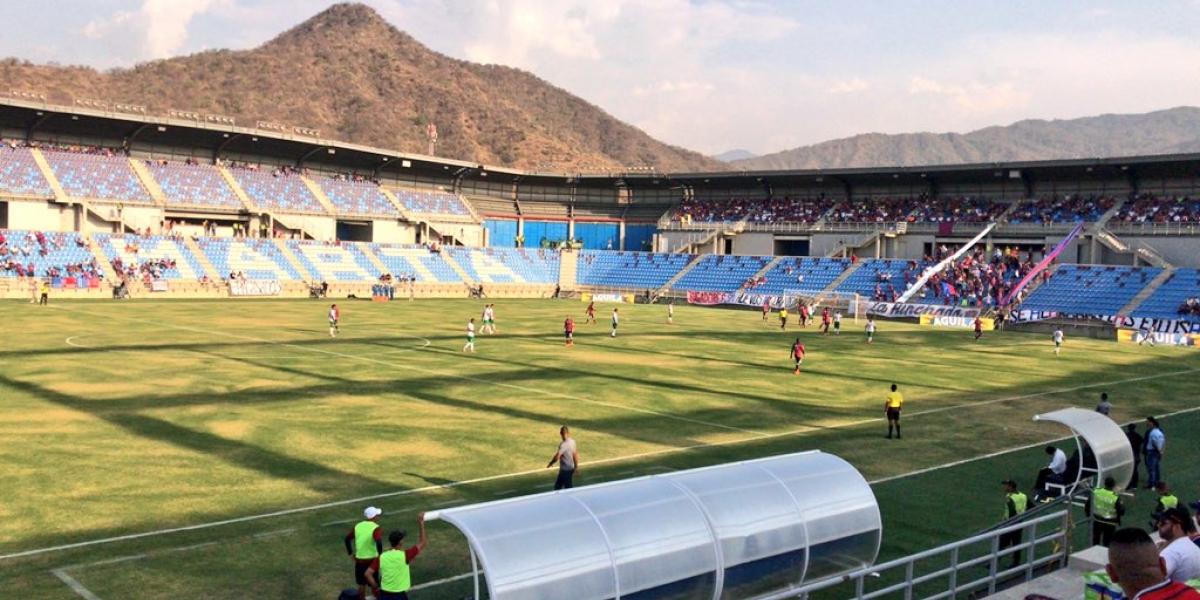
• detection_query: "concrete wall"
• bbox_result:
[1121,236,1200,268]
[373,220,416,244]
[7,200,72,232]
[733,232,774,255]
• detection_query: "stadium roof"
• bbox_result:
[4,98,1200,195]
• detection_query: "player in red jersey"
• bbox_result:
[790,338,805,374]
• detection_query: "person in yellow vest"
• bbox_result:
[1087,476,1126,547]
[39,279,49,306]
[1154,481,1180,516]
[365,513,427,600]
[344,506,384,600]
[779,307,788,330]
[999,479,1029,568]
[884,383,903,439]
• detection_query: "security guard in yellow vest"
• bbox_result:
[1000,479,1028,568]
[1087,476,1125,547]
[366,512,427,600]
[344,506,383,600]
[1155,481,1179,514]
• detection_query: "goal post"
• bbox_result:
[781,291,865,322]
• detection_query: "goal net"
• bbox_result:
[782,290,866,322]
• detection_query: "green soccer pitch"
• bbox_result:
[3,297,1198,599]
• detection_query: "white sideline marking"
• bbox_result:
[493,489,517,496]
[52,569,102,600]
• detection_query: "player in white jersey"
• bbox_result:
[865,316,876,344]
[464,318,476,352]
[1052,328,1064,355]
[666,299,674,324]
[328,304,339,337]
[833,311,842,335]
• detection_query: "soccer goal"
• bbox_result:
[784,290,866,322]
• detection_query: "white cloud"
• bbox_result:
[827,77,869,94]
[81,0,228,63]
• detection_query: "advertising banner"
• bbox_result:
[229,279,281,297]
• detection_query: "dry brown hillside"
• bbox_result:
[0,3,723,173]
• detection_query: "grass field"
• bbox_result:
[3,296,1199,600]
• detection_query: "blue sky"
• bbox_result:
[1,0,1198,156]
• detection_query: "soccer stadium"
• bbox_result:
[2,95,1200,600]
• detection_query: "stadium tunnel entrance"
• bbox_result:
[426,450,881,600]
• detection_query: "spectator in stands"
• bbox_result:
[1154,507,1200,582]
[1105,527,1200,600]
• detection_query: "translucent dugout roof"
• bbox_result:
[1033,407,1135,493]
[427,450,880,600]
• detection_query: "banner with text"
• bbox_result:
[229,279,281,297]
[867,301,981,319]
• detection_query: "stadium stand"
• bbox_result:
[748,256,852,296]
[1019,264,1162,315]
[575,250,691,288]
[909,195,1010,223]
[92,233,207,280]
[195,236,305,280]
[369,243,464,282]
[827,196,923,223]
[146,160,243,208]
[670,254,774,292]
[832,259,919,300]
[315,176,400,217]
[226,166,325,213]
[0,229,102,281]
[1008,194,1116,223]
[1112,192,1200,224]
[42,149,153,203]
[389,187,472,216]
[285,240,380,281]
[1128,269,1200,321]
[443,246,560,283]
[0,145,53,197]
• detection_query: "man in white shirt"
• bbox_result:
[1034,445,1068,500]
[1156,507,1200,582]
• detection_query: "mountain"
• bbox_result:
[0,3,723,173]
[733,107,1200,171]
[713,149,757,162]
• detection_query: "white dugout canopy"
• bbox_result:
[426,450,881,600]
[1033,407,1136,493]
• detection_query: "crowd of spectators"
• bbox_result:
[1008,194,1116,223]
[896,245,1042,307]
[908,195,1008,223]
[110,254,177,282]
[0,231,104,278]
[826,196,925,223]
[1113,193,1200,224]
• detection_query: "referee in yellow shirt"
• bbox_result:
[884,383,904,439]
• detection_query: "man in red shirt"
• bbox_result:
[790,338,805,374]
[821,307,831,335]
[365,513,428,600]
[974,316,983,342]
[564,315,575,347]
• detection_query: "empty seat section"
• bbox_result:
[317,177,399,217]
[369,244,463,282]
[147,162,242,208]
[0,147,53,196]
[751,257,852,296]
[390,188,471,216]
[1128,269,1200,321]
[43,150,152,203]
[575,250,691,288]
[1020,265,1161,315]
[670,254,773,293]
[444,247,559,283]
[287,240,379,281]
[197,237,304,280]
[227,168,324,213]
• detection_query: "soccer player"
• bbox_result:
[585,301,596,324]
[611,308,619,337]
[799,302,810,328]
[884,383,903,439]
[1053,327,1064,355]
[821,307,831,335]
[480,304,492,334]
[865,316,876,344]
[328,304,339,337]
[833,311,842,335]
[564,315,575,346]
[974,316,983,342]
[779,307,788,330]
[666,299,674,324]
[464,318,476,352]
[762,299,770,321]
[790,338,805,374]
